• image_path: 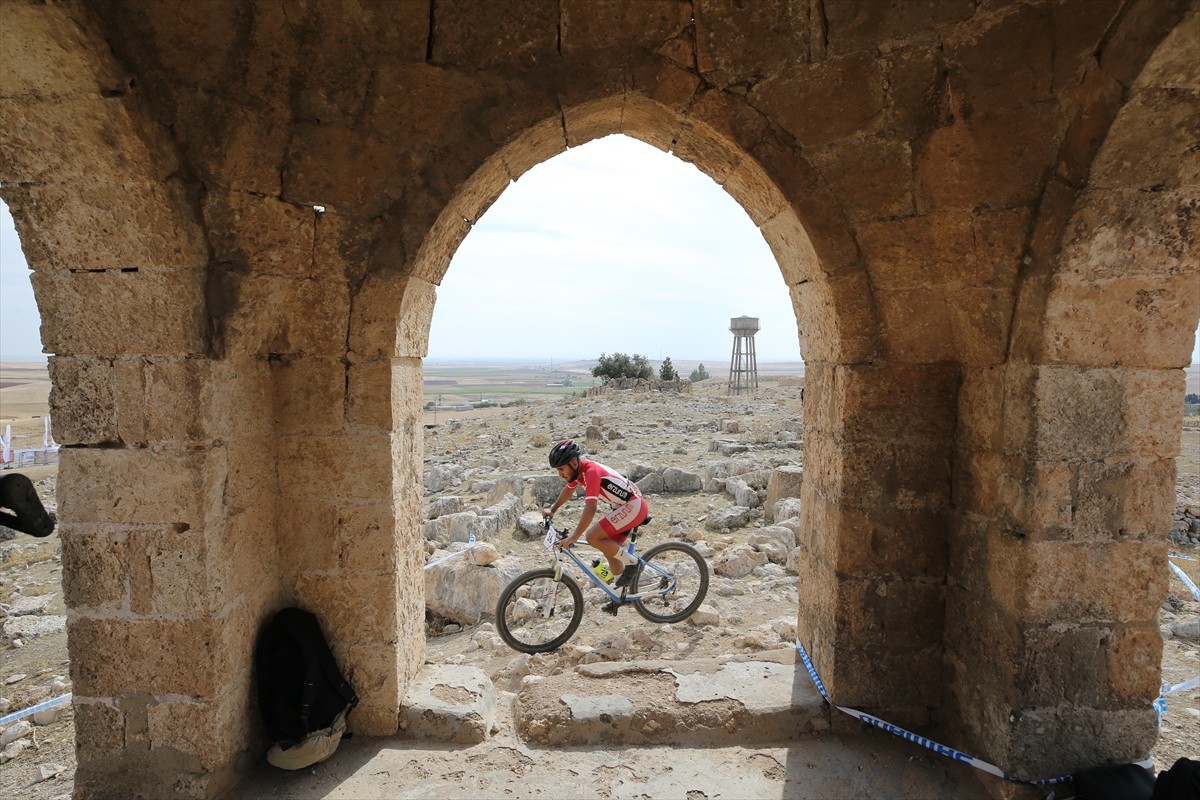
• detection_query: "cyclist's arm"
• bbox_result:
[567,500,598,545]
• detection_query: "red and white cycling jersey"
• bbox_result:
[568,459,642,508]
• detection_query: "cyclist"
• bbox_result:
[542,439,648,589]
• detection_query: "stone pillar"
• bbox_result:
[949,363,1176,777]
[797,362,958,727]
[53,355,278,798]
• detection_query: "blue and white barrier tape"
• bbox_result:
[794,553,1198,782]
[794,639,1074,785]
[1168,559,1200,603]
[0,692,72,728]
[1163,676,1199,695]
[423,533,479,570]
[1168,553,1196,561]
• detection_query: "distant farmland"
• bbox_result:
[422,362,593,406]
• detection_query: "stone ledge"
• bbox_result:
[515,648,829,745]
[398,664,496,744]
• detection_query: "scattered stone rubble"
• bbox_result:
[1170,497,1200,547]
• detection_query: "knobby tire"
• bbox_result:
[495,568,584,654]
[632,541,709,624]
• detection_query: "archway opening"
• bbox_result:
[419,133,810,692]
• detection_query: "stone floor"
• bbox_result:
[233,651,999,799]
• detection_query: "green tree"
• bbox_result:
[659,357,678,382]
[1187,393,1200,405]
[592,352,654,382]
[689,363,710,382]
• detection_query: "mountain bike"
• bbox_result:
[495,517,709,654]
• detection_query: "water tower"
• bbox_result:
[727,316,760,395]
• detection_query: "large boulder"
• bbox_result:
[748,526,796,564]
[712,544,768,577]
[428,496,465,519]
[662,467,702,493]
[424,511,482,545]
[765,466,804,521]
[517,511,546,538]
[627,462,656,481]
[425,463,465,493]
[775,498,803,523]
[724,476,759,508]
[486,475,524,506]
[425,552,523,625]
[530,475,567,507]
[637,472,665,494]
[481,493,522,533]
[705,506,751,530]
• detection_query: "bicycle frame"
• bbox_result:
[541,519,676,604]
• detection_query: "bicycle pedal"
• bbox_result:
[601,600,620,616]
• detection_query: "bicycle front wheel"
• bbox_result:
[632,541,709,624]
[495,568,584,654]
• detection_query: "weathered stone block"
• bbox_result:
[749,52,884,148]
[59,448,210,526]
[431,0,557,69]
[48,356,117,444]
[146,694,237,772]
[1032,366,1183,459]
[945,286,1015,366]
[351,276,436,360]
[824,0,975,57]
[1042,457,1177,542]
[875,287,956,363]
[73,699,125,766]
[32,268,206,357]
[835,506,949,580]
[765,466,804,520]
[345,643,401,716]
[914,105,1058,211]
[68,617,228,697]
[1133,11,1199,91]
[204,192,316,277]
[1009,706,1157,779]
[945,3,1053,112]
[694,1,810,87]
[988,538,1166,624]
[139,525,209,618]
[226,274,350,357]
[1043,272,1199,369]
[278,433,393,503]
[811,137,914,222]
[337,504,400,573]
[60,524,128,612]
[272,357,345,435]
[560,0,689,54]
[789,273,877,364]
[1105,623,1162,703]
[291,572,399,647]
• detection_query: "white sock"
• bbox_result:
[616,549,638,566]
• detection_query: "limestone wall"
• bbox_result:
[0,0,1196,796]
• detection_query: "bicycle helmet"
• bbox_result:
[548,439,581,468]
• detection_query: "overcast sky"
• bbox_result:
[1,134,1197,366]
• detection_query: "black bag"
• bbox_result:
[256,607,359,747]
[1073,763,1155,800]
[1153,758,1200,800]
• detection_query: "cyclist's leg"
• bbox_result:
[585,497,648,578]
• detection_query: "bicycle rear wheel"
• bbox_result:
[495,568,584,654]
[632,541,709,624]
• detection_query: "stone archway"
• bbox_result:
[946,10,1200,776]
[0,1,1195,797]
